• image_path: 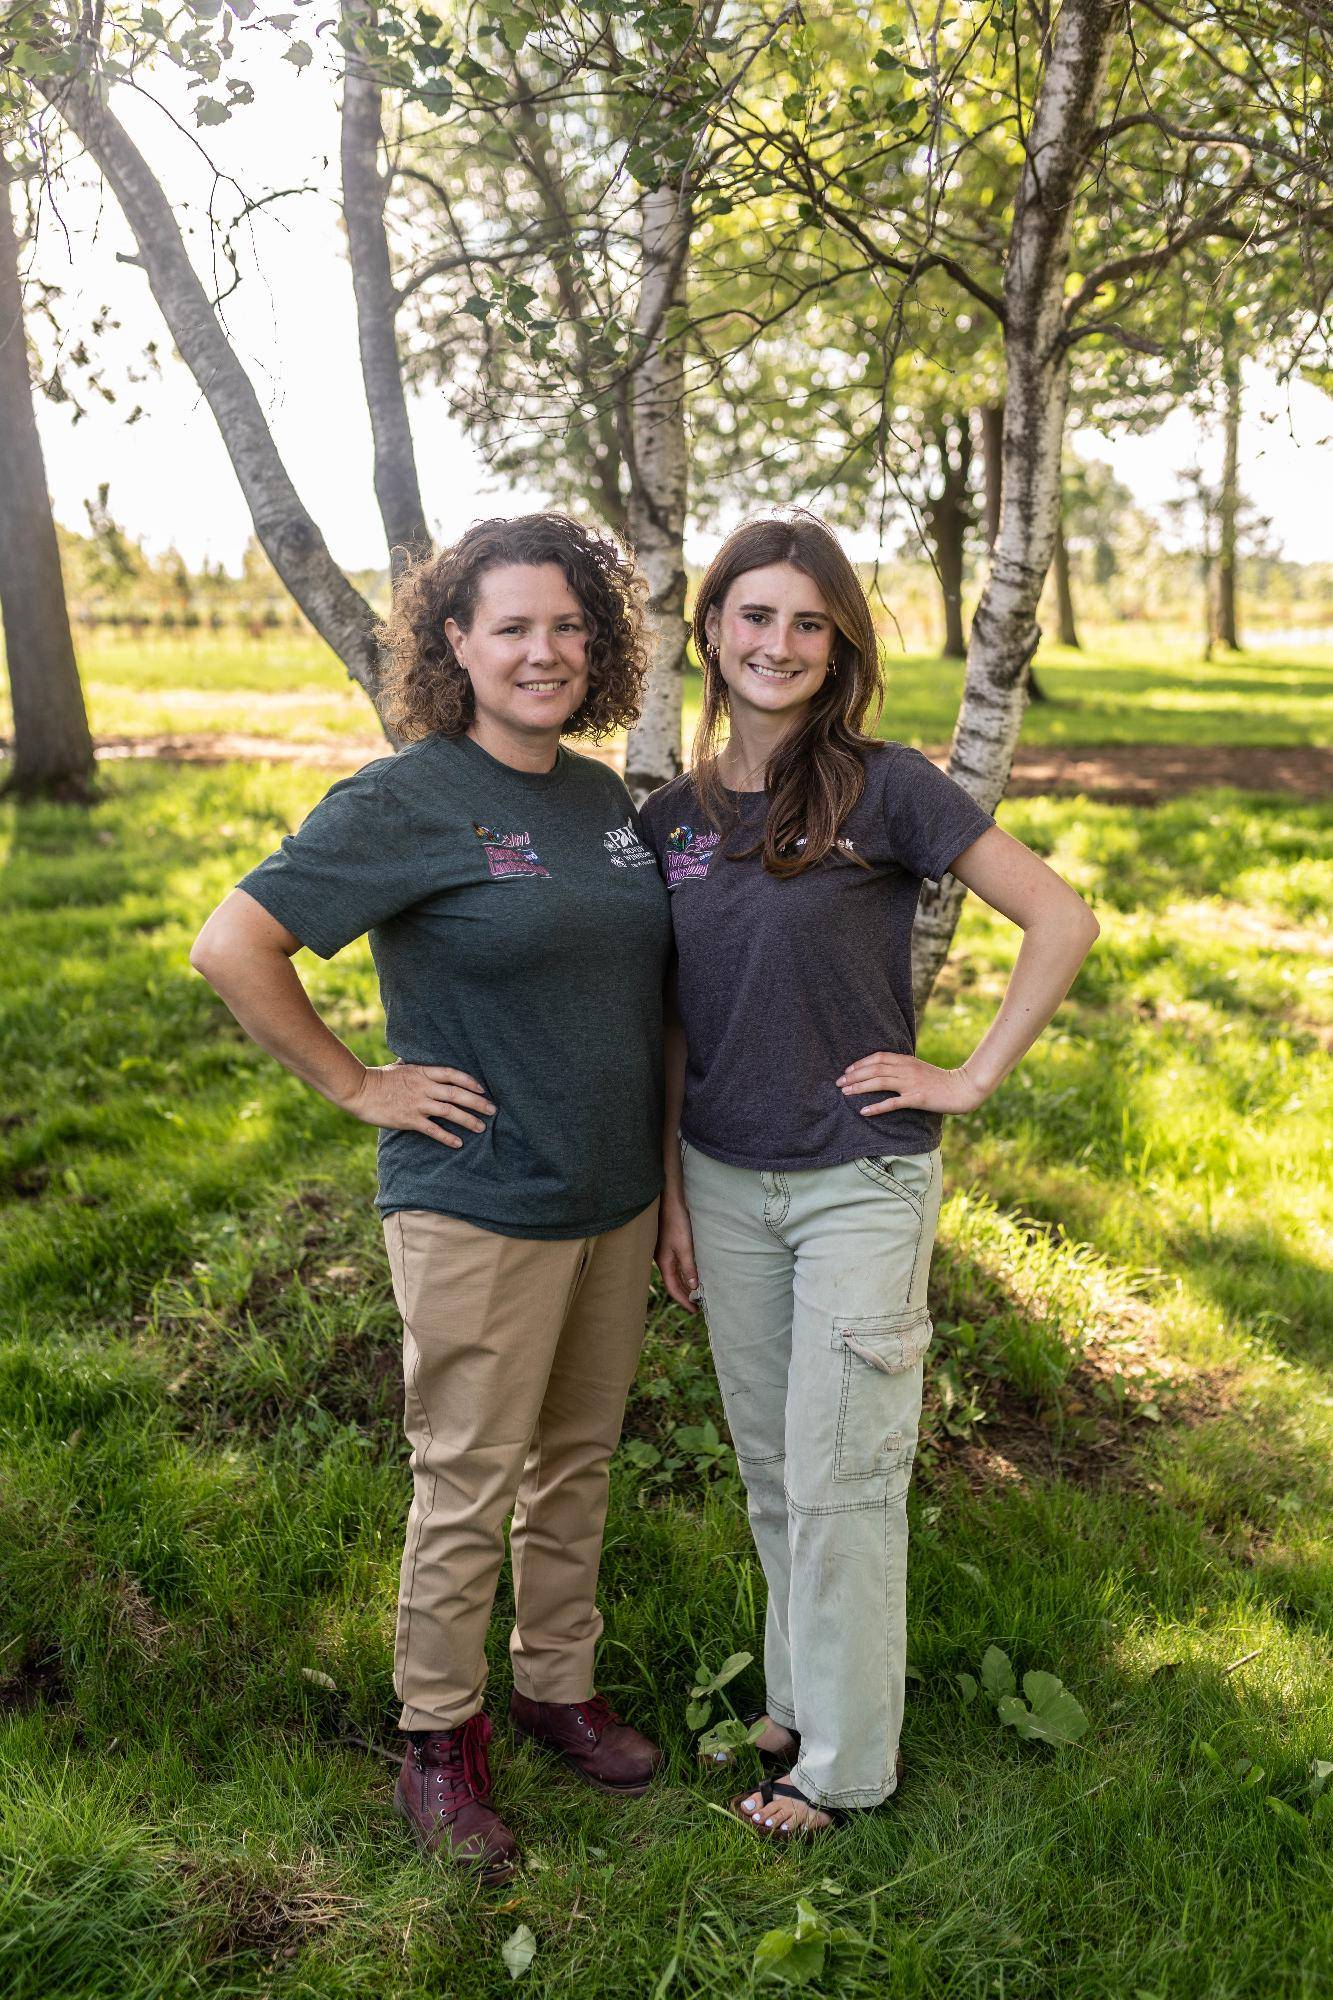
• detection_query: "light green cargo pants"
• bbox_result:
[681,1141,943,1808]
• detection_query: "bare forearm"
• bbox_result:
[193,940,365,1109]
[663,1009,687,1201]
[959,907,1100,1099]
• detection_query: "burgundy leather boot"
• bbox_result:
[394,1712,519,1883]
[509,1691,662,1796]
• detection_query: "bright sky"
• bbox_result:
[25,44,1333,575]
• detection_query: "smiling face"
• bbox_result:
[704,561,837,729]
[445,562,591,766]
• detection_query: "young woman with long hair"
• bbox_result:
[640,513,1100,1838]
[191,514,672,1884]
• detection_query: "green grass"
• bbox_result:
[1,757,1331,1997]
[4,626,1330,752]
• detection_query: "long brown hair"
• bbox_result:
[689,513,885,876]
[378,513,653,742]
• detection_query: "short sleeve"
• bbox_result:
[879,747,995,882]
[237,759,432,958]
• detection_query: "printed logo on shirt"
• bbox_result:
[603,818,656,870]
[664,824,720,887]
[787,833,858,856]
[472,824,551,880]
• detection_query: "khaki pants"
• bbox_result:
[383,1201,659,1734]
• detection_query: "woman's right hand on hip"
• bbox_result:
[341,1063,495,1147]
[655,1191,701,1312]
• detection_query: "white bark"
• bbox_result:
[912,0,1123,1009]
[43,63,391,728]
[341,1,429,577]
[624,180,690,803]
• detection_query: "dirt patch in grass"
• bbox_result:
[0,1643,72,1714]
[186,1858,357,1967]
[78,734,1333,801]
[926,1323,1235,1495]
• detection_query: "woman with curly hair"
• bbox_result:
[191,514,672,1885]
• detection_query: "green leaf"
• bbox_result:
[754,1928,796,1972]
[194,97,231,125]
[996,1672,1090,1746]
[462,295,492,321]
[502,1924,537,1980]
[957,1672,979,1706]
[980,1645,1016,1701]
[684,1698,711,1730]
[283,39,312,69]
[754,1925,826,1985]
[697,1716,760,1758]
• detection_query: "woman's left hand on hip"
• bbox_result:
[836,1053,988,1117]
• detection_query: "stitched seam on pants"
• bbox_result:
[907,1153,936,1298]
[762,1172,790,1234]
[736,1450,786,1466]
[783,1485,892,1517]
[395,1212,438,1700]
[852,1156,926,1215]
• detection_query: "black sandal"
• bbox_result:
[728,1752,905,1839]
[728,1777,846,1836]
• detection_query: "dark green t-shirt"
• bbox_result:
[238,733,672,1239]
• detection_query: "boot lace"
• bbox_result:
[576,1695,622,1740]
[418,1712,493,1809]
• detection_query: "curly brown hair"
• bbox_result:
[377,513,654,743]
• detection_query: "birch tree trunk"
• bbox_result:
[979,401,1004,552]
[42,65,391,729]
[1215,330,1241,650]
[624,180,690,802]
[912,0,1122,1009]
[925,416,971,661]
[341,1,429,578]
[1053,515,1080,647]
[0,167,96,802]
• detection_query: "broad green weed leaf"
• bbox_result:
[685,1699,711,1730]
[502,1924,536,1980]
[981,1645,1016,1700]
[957,1672,979,1705]
[1015,1671,1089,1745]
[714,1650,753,1689]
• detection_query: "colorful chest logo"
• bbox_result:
[472,824,550,880]
[603,818,655,870]
[664,825,720,887]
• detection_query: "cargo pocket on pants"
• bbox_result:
[831,1306,933,1494]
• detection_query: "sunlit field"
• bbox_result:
[3,625,1331,755]
[2,694,1330,1994]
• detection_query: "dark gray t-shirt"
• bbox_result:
[639,743,994,1170]
[239,733,672,1238]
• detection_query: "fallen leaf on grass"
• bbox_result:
[502,1923,536,1980]
[300,1668,337,1691]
